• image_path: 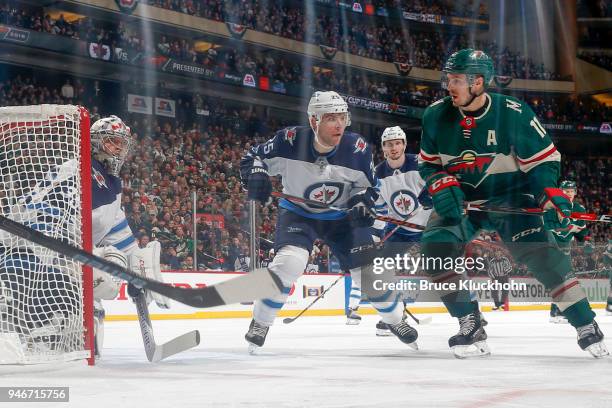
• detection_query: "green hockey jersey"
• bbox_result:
[418,93,560,202]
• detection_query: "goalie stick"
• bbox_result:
[0,215,285,308]
[133,291,200,362]
[466,203,611,223]
[283,274,344,324]
[271,191,425,230]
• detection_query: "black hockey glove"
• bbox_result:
[346,188,378,228]
[247,166,272,205]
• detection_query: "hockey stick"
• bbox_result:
[282,274,344,324]
[0,215,285,308]
[466,203,611,223]
[404,307,432,325]
[271,191,425,231]
[134,291,200,362]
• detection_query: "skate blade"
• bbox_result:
[452,341,491,359]
[346,319,361,326]
[585,342,609,359]
[376,329,393,337]
[247,342,261,355]
[549,316,569,324]
[606,310,612,316]
[406,341,418,351]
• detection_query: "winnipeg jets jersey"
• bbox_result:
[0,158,137,257]
[241,126,375,220]
[374,153,432,235]
[91,159,137,254]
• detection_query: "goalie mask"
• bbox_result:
[91,115,133,176]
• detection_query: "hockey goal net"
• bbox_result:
[0,104,94,365]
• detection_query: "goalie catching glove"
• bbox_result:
[539,187,572,232]
[427,172,464,223]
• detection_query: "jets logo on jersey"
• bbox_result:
[284,127,297,146]
[304,182,343,206]
[390,190,418,216]
[92,166,108,188]
[354,137,367,154]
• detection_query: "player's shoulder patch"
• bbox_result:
[496,93,523,114]
[424,96,452,118]
[283,126,298,146]
[353,136,367,154]
[341,131,369,154]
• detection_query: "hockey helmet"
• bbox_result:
[443,48,495,89]
[381,126,406,147]
[560,180,577,190]
[307,91,351,126]
[91,115,133,176]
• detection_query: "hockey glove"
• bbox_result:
[539,188,571,231]
[427,172,464,223]
[247,166,272,205]
[346,188,378,228]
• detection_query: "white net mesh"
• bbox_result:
[0,104,91,364]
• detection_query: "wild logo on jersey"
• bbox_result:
[390,190,418,216]
[446,150,495,188]
[304,182,343,206]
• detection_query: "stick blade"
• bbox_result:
[282,317,295,324]
[152,330,201,363]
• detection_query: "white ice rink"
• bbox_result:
[1,310,611,408]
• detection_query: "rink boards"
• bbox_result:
[103,271,610,321]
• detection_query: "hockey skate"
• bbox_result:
[93,302,106,359]
[577,321,609,358]
[375,320,392,336]
[606,299,612,316]
[449,312,490,359]
[549,304,568,324]
[388,320,418,350]
[346,308,361,325]
[245,319,269,354]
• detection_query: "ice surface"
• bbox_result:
[1,310,611,408]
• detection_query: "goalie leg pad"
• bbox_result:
[92,246,126,300]
[129,241,170,309]
[252,245,309,326]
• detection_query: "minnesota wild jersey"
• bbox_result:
[418,93,560,202]
[551,201,588,246]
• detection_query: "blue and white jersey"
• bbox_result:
[240,126,375,220]
[374,153,432,235]
[0,158,137,259]
[91,159,137,254]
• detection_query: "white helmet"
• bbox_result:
[91,115,133,176]
[381,126,406,147]
[307,91,351,126]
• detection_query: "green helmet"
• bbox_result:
[560,180,577,190]
[443,48,495,87]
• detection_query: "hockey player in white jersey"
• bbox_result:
[87,115,170,357]
[240,91,418,352]
[346,126,432,326]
